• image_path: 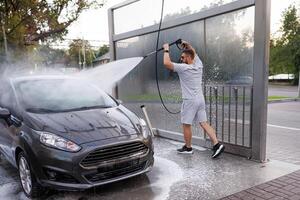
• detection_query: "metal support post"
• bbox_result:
[251,0,271,162]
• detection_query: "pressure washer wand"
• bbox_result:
[140,105,155,137]
[143,38,182,59]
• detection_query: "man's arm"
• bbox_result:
[163,43,174,70]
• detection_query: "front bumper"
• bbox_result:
[41,164,153,190]
[28,135,154,190]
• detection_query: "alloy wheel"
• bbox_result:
[19,156,32,195]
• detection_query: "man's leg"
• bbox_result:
[200,121,225,158]
[199,122,218,145]
[183,123,192,148]
[177,123,193,154]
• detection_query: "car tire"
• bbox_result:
[18,152,44,198]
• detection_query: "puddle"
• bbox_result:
[0,182,28,200]
[150,156,183,200]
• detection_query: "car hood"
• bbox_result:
[24,106,141,144]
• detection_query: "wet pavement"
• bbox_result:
[1,136,300,200]
[0,101,300,199]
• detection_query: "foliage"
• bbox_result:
[0,0,103,64]
[97,44,109,57]
[268,96,290,101]
[68,39,95,68]
[37,45,67,66]
[270,5,300,84]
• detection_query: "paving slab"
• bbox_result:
[220,170,300,200]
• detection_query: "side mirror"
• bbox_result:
[0,108,10,119]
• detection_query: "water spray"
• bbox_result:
[142,0,182,115]
[140,0,182,135]
[141,37,182,118]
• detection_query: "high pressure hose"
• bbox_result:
[155,0,181,114]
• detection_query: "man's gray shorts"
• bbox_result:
[181,98,207,125]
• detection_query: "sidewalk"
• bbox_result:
[221,170,300,200]
[220,101,300,200]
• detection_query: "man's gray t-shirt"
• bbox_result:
[173,55,203,100]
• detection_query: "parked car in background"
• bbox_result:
[225,76,253,85]
[0,76,154,198]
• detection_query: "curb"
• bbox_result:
[268,98,300,104]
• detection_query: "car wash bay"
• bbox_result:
[108,0,268,161]
[1,101,300,199]
[1,0,300,199]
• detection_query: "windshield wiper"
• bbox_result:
[26,108,60,113]
[26,105,113,113]
[63,105,113,112]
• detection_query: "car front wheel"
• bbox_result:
[18,152,44,198]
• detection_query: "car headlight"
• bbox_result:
[40,132,81,152]
[139,118,150,139]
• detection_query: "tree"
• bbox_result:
[68,39,95,68]
[270,5,300,86]
[37,45,67,66]
[97,44,109,57]
[0,0,103,64]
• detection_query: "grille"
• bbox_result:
[85,160,146,183]
[80,141,148,168]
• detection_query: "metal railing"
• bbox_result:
[204,85,253,148]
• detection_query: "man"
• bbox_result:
[163,41,225,158]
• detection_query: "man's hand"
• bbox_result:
[180,40,196,59]
[180,40,190,49]
[163,43,169,51]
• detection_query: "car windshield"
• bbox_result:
[15,79,117,113]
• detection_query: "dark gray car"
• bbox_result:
[0,76,154,198]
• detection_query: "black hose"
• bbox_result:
[155,0,180,114]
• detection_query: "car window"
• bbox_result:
[14,79,118,113]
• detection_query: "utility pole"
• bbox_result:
[1,17,8,61]
[82,41,86,69]
[298,71,300,98]
[78,48,82,69]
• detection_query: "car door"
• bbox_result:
[0,80,21,164]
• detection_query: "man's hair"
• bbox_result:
[182,49,195,60]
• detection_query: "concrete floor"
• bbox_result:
[0,136,300,200]
[0,101,299,200]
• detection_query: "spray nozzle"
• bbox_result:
[175,39,182,45]
[175,39,184,50]
[143,38,184,58]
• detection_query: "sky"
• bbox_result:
[66,0,299,46]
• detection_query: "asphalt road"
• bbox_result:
[267,101,300,165]
[268,84,298,97]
